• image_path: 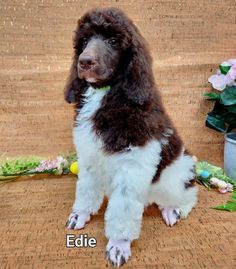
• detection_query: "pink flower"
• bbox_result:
[34,166,44,172]
[208,74,231,91]
[228,65,236,80]
[208,58,236,90]
[30,156,68,174]
[218,183,233,194]
[210,177,233,194]
[218,188,228,194]
[227,58,236,65]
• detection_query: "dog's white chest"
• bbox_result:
[73,86,109,172]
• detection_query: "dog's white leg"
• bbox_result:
[105,172,148,267]
[66,165,104,230]
[150,154,198,227]
[105,140,161,267]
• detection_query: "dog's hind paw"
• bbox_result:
[161,207,180,227]
[65,211,90,230]
[105,239,131,267]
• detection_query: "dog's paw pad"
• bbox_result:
[66,211,90,230]
[162,207,180,227]
[105,239,131,267]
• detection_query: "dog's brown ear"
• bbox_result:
[64,53,87,104]
[64,19,88,104]
[122,30,154,105]
[64,78,87,104]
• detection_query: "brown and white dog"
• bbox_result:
[65,8,197,267]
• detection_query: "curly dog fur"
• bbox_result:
[64,8,197,267]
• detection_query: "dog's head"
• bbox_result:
[64,8,154,105]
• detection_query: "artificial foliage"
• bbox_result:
[196,161,236,189]
[205,86,236,132]
[205,58,236,133]
[214,191,236,212]
[0,153,77,181]
[0,157,41,179]
[196,161,236,211]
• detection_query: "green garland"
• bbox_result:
[196,161,236,189]
[196,161,236,211]
[0,153,77,181]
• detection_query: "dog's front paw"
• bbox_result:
[105,239,131,267]
[66,211,90,230]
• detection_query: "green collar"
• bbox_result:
[95,85,111,91]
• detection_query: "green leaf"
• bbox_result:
[206,114,226,132]
[206,101,236,132]
[211,101,229,117]
[219,64,231,75]
[214,202,236,212]
[204,92,221,100]
[214,205,229,211]
[214,191,236,211]
[227,125,235,132]
[220,86,236,105]
[214,204,236,212]
[225,105,236,113]
[231,195,236,201]
[224,113,236,129]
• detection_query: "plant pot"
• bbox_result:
[224,132,236,180]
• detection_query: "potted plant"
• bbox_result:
[205,58,236,180]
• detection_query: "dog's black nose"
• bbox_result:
[79,55,96,70]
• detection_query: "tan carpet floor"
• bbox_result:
[0,176,235,269]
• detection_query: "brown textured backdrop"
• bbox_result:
[1,0,236,164]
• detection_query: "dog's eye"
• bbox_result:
[82,38,88,47]
[108,38,118,47]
